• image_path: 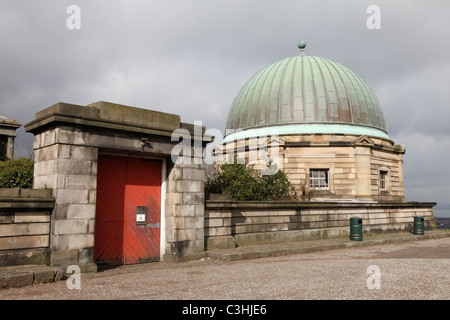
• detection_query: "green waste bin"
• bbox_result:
[350,217,363,241]
[414,216,424,235]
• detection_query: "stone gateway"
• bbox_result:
[24,101,211,271]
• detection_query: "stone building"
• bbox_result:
[218,42,406,203]
[205,42,436,249]
[0,115,21,161]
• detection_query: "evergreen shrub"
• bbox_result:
[0,157,34,188]
[205,157,296,201]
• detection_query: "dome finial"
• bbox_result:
[298,41,306,56]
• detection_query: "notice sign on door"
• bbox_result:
[136,206,147,225]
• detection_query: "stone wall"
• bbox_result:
[205,201,436,249]
[0,189,54,266]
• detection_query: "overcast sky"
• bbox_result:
[1,0,449,217]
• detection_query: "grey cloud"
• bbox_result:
[1,0,449,216]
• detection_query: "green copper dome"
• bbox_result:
[224,42,389,141]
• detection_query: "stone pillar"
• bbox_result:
[397,153,406,201]
[164,161,206,261]
[33,127,98,272]
[354,146,372,200]
[6,136,14,160]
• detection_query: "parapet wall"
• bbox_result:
[205,201,436,250]
[0,189,54,266]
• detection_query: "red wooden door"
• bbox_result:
[123,157,162,264]
[94,156,126,266]
[95,155,162,266]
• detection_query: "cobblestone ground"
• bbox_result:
[0,237,449,300]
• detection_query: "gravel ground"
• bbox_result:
[0,237,449,300]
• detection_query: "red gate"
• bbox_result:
[94,155,162,266]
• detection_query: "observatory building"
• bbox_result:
[219,41,406,203]
[204,42,436,249]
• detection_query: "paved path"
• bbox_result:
[0,232,449,300]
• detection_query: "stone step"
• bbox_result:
[206,230,450,261]
[0,265,64,289]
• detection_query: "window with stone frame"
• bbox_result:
[380,170,388,191]
[310,169,329,190]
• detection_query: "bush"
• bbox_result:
[0,158,34,188]
[297,180,316,201]
[258,170,296,201]
[206,158,296,201]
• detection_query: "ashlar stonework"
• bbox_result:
[25,101,211,271]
